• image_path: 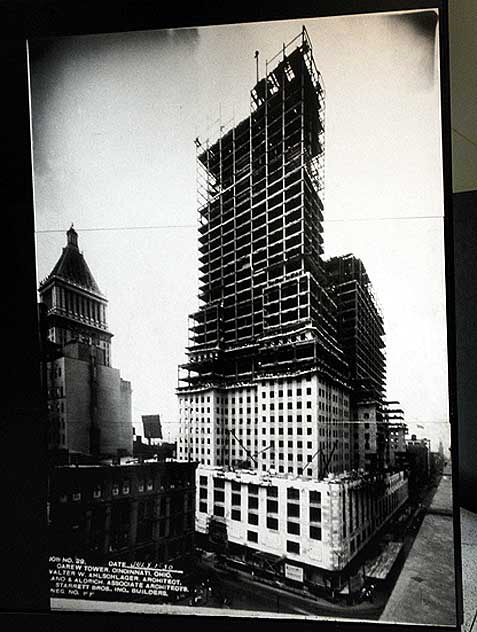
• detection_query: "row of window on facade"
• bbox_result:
[180,377,346,404]
[199,479,321,512]
[193,456,311,475]
[206,503,323,543]
[179,415,350,431]
[179,406,342,429]
[181,396,347,413]
[51,286,106,324]
[183,443,335,461]
[344,485,407,552]
[181,401,330,416]
[57,478,194,503]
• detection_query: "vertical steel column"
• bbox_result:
[281,44,287,277]
[300,34,306,271]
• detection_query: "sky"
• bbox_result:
[28,9,450,452]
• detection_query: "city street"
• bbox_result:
[194,560,383,619]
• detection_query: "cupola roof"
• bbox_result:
[39,224,103,295]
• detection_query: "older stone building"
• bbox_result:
[48,460,197,565]
[39,226,133,459]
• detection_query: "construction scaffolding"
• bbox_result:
[325,254,386,406]
[179,27,348,392]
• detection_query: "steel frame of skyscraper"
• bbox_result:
[176,26,389,479]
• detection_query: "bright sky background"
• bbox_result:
[29,10,450,453]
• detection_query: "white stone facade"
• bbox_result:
[195,466,408,574]
[177,370,352,476]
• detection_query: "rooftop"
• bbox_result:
[39,225,103,296]
[197,464,404,487]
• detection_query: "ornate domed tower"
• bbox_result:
[39,226,132,460]
[39,225,112,366]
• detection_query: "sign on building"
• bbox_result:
[285,563,304,583]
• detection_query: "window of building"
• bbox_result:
[287,503,300,518]
[287,521,300,535]
[310,507,321,523]
[286,540,300,554]
[249,496,259,510]
[213,505,225,517]
[267,499,278,513]
[247,530,258,543]
[267,517,278,530]
[287,488,300,501]
[213,490,225,503]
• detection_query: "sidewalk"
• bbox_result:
[200,557,384,618]
[380,473,456,627]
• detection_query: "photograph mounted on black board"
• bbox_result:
[26,1,461,628]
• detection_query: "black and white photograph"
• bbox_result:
[28,5,459,627]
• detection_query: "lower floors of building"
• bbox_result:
[194,466,409,593]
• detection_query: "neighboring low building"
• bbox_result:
[195,465,408,591]
[382,401,408,469]
[406,434,431,500]
[48,460,197,565]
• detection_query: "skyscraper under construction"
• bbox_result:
[177,28,407,589]
[178,28,354,478]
